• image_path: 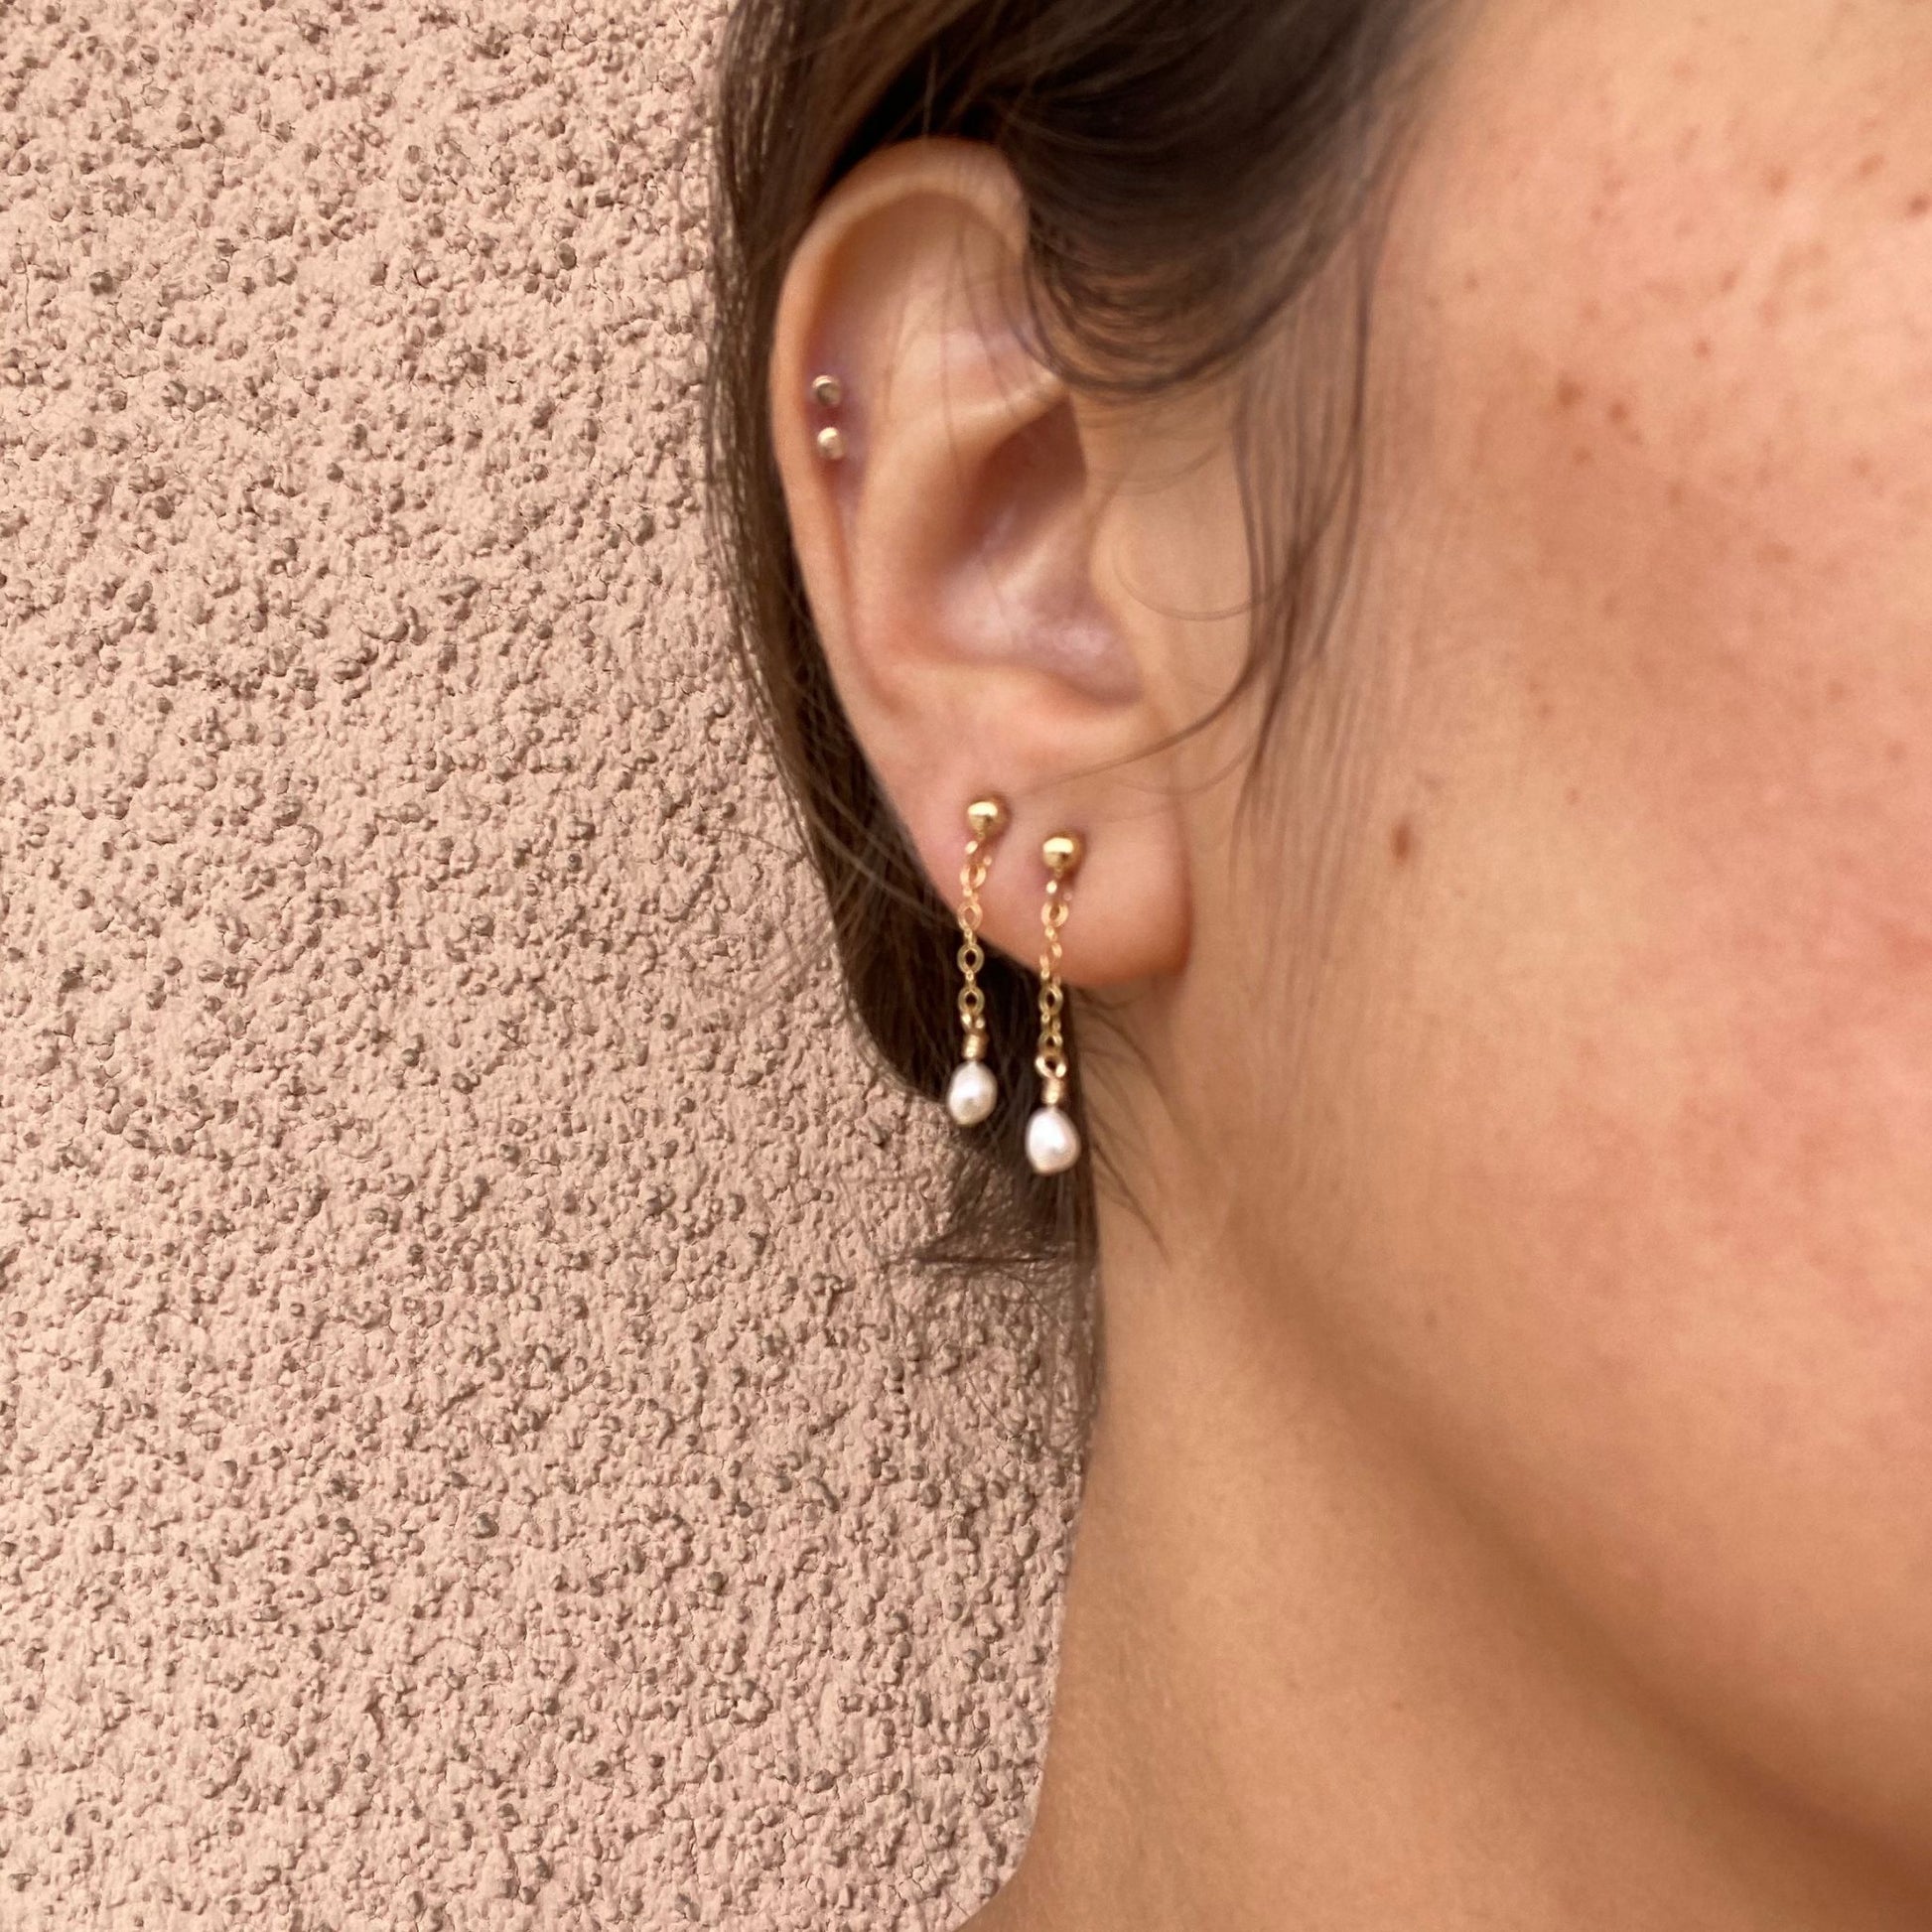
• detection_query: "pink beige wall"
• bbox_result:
[0,4,1076,1924]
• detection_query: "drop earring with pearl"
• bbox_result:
[1026,832,1085,1175]
[945,795,1010,1128]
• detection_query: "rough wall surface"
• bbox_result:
[0,3,1077,1924]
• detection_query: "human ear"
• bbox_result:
[768,138,1191,987]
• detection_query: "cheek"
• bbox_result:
[1298,0,1932,1845]
[1388,1,1932,1290]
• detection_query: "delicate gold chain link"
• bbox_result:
[1035,874,1070,1088]
[956,834,993,1045]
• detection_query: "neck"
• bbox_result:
[971,1216,1929,1932]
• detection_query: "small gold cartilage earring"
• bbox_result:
[946,795,1010,1127]
[1027,832,1086,1175]
[811,373,847,461]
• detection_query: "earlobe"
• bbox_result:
[768,139,1194,990]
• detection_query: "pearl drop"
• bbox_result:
[1025,1105,1081,1175]
[946,1059,998,1127]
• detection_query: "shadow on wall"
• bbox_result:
[0,1,1077,1924]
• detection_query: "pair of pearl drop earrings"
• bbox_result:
[810,371,1084,1177]
[946,795,1085,1177]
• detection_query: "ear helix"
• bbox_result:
[1026,832,1085,1175]
[946,795,1010,1128]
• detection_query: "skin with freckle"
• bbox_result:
[1138,0,1932,1880]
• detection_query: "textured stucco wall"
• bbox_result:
[0,4,1077,1924]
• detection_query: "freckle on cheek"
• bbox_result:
[1390,818,1416,867]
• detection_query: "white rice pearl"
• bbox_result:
[946,1059,998,1127]
[1025,1105,1081,1175]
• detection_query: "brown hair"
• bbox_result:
[705,0,1438,1385]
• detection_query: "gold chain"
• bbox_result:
[956,833,993,1051]
[1035,872,1070,1092]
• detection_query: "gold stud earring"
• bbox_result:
[946,795,1010,1127]
[811,372,847,461]
[1026,831,1085,1175]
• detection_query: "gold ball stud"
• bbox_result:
[815,424,847,462]
[966,795,1010,842]
[1041,831,1085,879]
